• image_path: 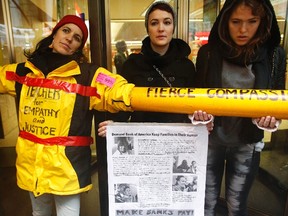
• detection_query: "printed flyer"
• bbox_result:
[106,123,208,216]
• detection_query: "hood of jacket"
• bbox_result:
[132,36,191,67]
[208,0,281,48]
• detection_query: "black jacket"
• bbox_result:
[195,0,286,144]
[112,37,196,123]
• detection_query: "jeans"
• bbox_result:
[204,143,260,216]
[29,193,80,216]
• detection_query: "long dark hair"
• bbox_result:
[24,33,88,63]
[219,0,271,61]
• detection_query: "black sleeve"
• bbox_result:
[195,45,209,88]
[272,46,286,90]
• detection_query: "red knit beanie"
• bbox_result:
[52,15,88,49]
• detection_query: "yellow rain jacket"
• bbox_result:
[0,59,134,196]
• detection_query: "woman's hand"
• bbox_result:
[98,120,113,137]
[254,116,276,128]
[252,116,280,132]
[193,110,212,122]
[189,110,214,133]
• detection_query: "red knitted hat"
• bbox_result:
[52,15,88,49]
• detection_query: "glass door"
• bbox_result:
[0,0,18,151]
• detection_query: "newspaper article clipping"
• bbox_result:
[106,123,208,216]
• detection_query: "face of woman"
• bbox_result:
[178,177,187,187]
[124,188,131,195]
[228,4,261,46]
[147,9,174,54]
[118,144,127,153]
[51,23,83,55]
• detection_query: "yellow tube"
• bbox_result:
[130,87,288,119]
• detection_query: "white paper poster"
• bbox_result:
[106,123,208,216]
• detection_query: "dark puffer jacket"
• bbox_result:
[114,36,196,123]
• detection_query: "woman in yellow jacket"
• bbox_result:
[0,15,134,215]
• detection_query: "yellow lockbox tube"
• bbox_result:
[130,87,288,119]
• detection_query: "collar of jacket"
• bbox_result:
[25,60,81,78]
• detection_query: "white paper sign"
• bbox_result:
[106,123,208,216]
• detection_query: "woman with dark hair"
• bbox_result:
[111,1,197,123]
[0,15,135,215]
[195,0,286,215]
[98,1,213,137]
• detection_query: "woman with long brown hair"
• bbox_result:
[196,0,286,215]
